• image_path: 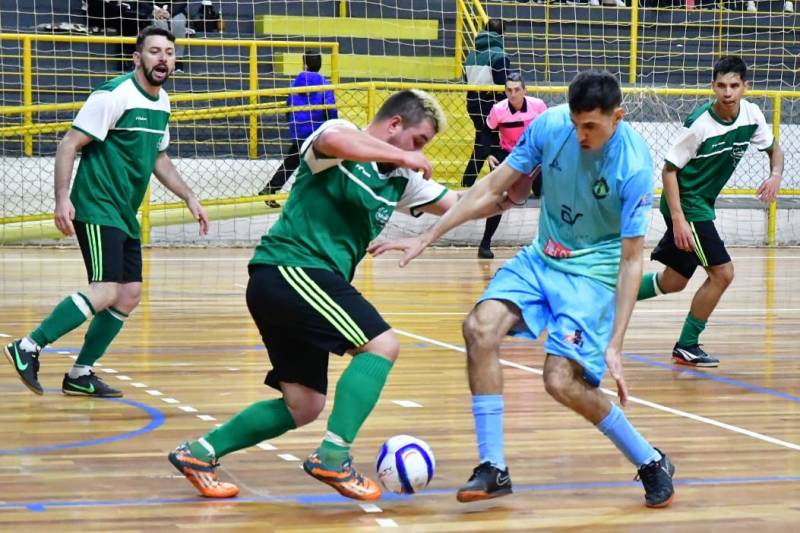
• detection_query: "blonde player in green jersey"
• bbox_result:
[3,26,208,397]
[637,56,784,367]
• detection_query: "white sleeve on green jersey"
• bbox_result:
[71,90,125,142]
[396,169,448,217]
[664,125,701,169]
[751,105,774,151]
[301,119,356,174]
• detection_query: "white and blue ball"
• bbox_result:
[375,435,435,494]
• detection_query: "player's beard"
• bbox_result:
[142,61,171,86]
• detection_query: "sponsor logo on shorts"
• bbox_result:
[564,329,584,348]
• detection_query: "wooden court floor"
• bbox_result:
[0,246,798,531]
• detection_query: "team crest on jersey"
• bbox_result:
[375,206,392,227]
[592,177,609,199]
[732,144,748,164]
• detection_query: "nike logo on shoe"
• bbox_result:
[675,348,697,360]
[68,382,95,394]
[496,473,510,486]
[13,346,28,371]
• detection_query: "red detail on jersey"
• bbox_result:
[543,238,572,258]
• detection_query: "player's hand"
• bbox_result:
[186,196,209,236]
[54,198,76,237]
[400,151,432,179]
[671,216,694,252]
[756,175,781,203]
[604,344,629,407]
[367,235,430,267]
[487,155,500,170]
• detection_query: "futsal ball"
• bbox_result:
[375,435,435,494]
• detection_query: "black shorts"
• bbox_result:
[246,264,391,395]
[74,220,143,283]
[651,218,731,278]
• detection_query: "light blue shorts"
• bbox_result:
[478,246,615,386]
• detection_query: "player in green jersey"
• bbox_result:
[3,26,208,397]
[637,56,784,367]
[169,89,461,501]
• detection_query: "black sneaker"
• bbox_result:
[477,246,494,259]
[456,461,512,502]
[62,371,123,398]
[4,339,43,395]
[672,343,719,367]
[636,448,675,508]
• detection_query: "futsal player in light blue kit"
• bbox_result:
[369,71,676,508]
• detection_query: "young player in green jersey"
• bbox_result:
[3,26,208,397]
[637,56,784,367]
[169,90,460,501]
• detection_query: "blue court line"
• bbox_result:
[3,474,799,512]
[625,352,800,404]
[0,394,165,455]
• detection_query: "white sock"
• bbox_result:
[20,337,41,353]
[68,364,92,379]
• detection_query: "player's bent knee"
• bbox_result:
[360,329,399,362]
[462,312,498,348]
[543,368,576,405]
[284,392,326,427]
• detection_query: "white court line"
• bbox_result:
[115,375,132,381]
[56,350,71,354]
[256,442,277,451]
[234,283,247,289]
[394,328,800,452]
[145,390,163,396]
[130,382,147,388]
[100,368,118,374]
[375,518,399,528]
[278,453,299,461]
[392,400,422,408]
[197,414,216,421]
[0,333,10,338]
[178,405,198,413]
[360,503,383,513]
[161,398,180,404]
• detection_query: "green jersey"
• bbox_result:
[662,99,773,222]
[250,119,448,281]
[70,72,170,238]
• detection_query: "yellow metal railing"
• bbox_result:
[455,0,490,79]
[0,33,340,159]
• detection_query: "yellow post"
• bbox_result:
[330,43,340,85]
[544,3,551,83]
[23,35,33,156]
[340,0,347,17]
[768,93,781,246]
[455,0,464,79]
[249,42,259,160]
[716,1,724,58]
[140,185,152,245]
[367,83,377,121]
[628,0,639,84]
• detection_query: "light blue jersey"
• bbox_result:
[506,104,654,290]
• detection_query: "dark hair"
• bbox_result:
[506,71,525,88]
[304,52,322,73]
[374,89,446,133]
[567,70,622,114]
[485,18,505,35]
[713,56,747,82]
[135,26,175,53]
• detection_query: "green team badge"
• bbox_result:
[375,206,392,227]
[592,177,609,199]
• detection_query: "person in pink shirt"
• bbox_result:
[477,72,547,259]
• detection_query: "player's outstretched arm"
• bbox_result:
[153,152,209,235]
[605,235,645,407]
[315,125,432,178]
[53,128,93,236]
[368,162,525,266]
[757,141,784,203]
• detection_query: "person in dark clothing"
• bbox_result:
[462,18,512,189]
[258,52,338,206]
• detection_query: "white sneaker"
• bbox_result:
[589,0,600,5]
[746,0,757,11]
[602,0,625,5]
[784,0,794,12]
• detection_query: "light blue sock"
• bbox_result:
[597,403,661,467]
[472,395,506,470]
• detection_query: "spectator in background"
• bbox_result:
[478,71,547,259]
[462,19,512,193]
[258,52,338,207]
[152,2,190,71]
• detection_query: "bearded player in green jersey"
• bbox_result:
[3,26,208,397]
[169,90,467,501]
[637,56,784,367]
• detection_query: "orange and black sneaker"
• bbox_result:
[302,452,382,501]
[168,442,239,498]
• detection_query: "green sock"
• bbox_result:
[678,312,707,347]
[75,307,127,367]
[190,398,296,461]
[30,293,95,347]
[319,352,393,465]
[637,272,662,301]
